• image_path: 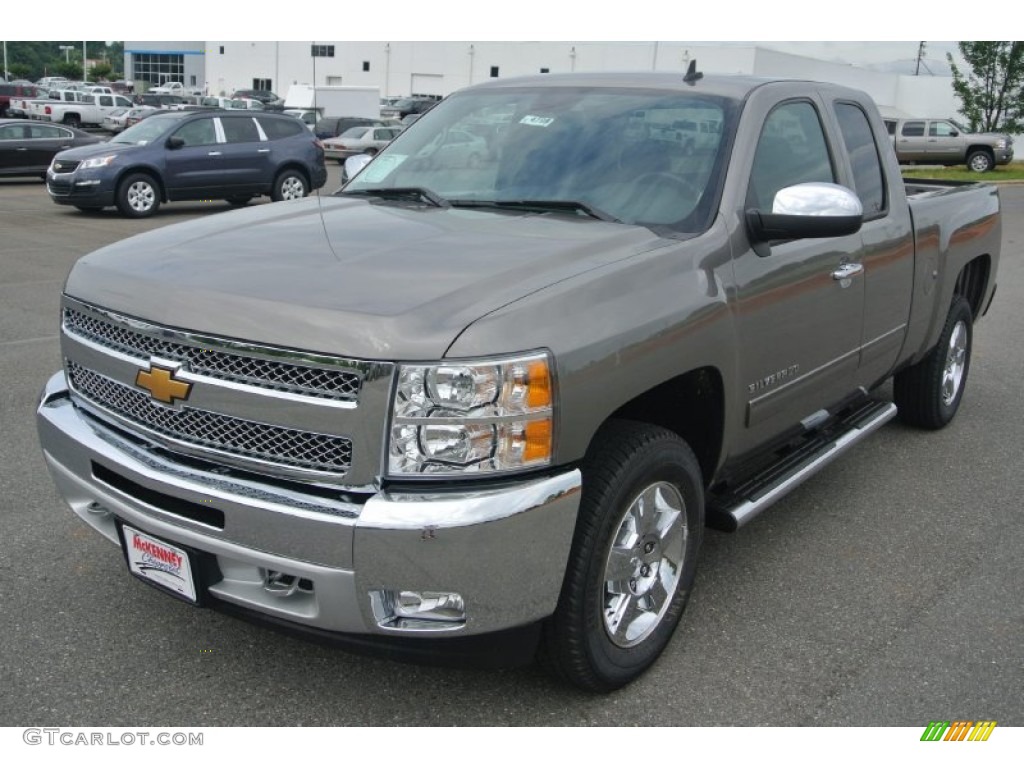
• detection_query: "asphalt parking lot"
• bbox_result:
[1,173,1022,727]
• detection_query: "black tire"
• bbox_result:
[539,420,704,692]
[271,169,308,202]
[966,150,994,173]
[115,172,160,218]
[894,295,973,429]
[63,114,81,129]
[225,195,253,207]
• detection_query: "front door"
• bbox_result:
[162,116,223,198]
[732,99,866,452]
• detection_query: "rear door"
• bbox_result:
[26,123,77,170]
[732,96,866,450]
[215,115,273,193]
[831,101,914,387]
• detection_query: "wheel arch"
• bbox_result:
[603,366,725,487]
[954,254,991,319]
[114,166,167,202]
[273,162,310,187]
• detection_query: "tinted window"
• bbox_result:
[173,117,217,147]
[901,121,925,137]
[258,116,304,139]
[99,96,113,107]
[748,101,835,210]
[835,102,886,217]
[221,116,260,143]
[28,124,70,140]
[0,124,25,139]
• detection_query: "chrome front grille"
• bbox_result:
[64,307,362,402]
[68,361,353,474]
[51,159,81,173]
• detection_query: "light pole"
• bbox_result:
[59,45,74,64]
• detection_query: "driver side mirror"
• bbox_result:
[166,136,185,149]
[746,182,863,254]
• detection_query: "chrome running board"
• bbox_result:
[707,400,897,531]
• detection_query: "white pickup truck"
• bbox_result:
[43,92,135,128]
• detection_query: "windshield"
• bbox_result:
[110,114,185,145]
[343,86,736,231]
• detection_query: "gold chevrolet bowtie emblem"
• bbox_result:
[136,364,192,405]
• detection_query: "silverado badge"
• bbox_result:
[136,364,192,405]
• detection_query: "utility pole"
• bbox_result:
[915,41,926,76]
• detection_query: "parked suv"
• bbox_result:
[46,110,327,217]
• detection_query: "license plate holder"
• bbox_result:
[117,522,200,605]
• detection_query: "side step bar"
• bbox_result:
[707,400,898,532]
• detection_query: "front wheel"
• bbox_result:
[115,173,160,218]
[966,150,994,173]
[271,169,308,202]
[540,420,704,692]
[894,295,973,429]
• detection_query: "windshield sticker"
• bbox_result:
[359,154,407,183]
[520,115,555,127]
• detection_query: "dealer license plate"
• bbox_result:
[122,524,198,604]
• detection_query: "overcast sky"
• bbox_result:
[9,1,973,76]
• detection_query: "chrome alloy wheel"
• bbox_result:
[601,481,688,648]
[942,320,968,406]
[279,176,306,200]
[126,180,156,212]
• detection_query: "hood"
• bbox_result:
[64,195,666,360]
[55,141,140,161]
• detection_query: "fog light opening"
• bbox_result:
[370,589,466,631]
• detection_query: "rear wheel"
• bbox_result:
[116,173,160,218]
[894,295,973,429]
[271,169,308,202]
[63,114,81,129]
[540,420,704,692]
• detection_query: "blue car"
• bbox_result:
[46,110,327,217]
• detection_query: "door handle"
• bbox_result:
[207,151,222,156]
[257,148,271,153]
[832,263,864,281]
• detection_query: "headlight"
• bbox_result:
[388,351,554,477]
[995,139,1007,149]
[80,155,116,169]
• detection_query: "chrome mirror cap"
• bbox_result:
[773,182,863,217]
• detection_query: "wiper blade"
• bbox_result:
[450,199,620,223]
[340,187,449,208]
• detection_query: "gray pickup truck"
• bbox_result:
[884,116,1014,172]
[37,72,1001,692]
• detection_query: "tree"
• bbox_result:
[90,62,113,82]
[54,61,83,80]
[948,42,1024,133]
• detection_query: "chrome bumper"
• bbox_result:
[37,371,581,637]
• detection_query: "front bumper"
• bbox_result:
[37,371,581,639]
[46,171,116,207]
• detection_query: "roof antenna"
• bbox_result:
[683,59,703,85]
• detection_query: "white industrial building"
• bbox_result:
[125,41,958,119]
